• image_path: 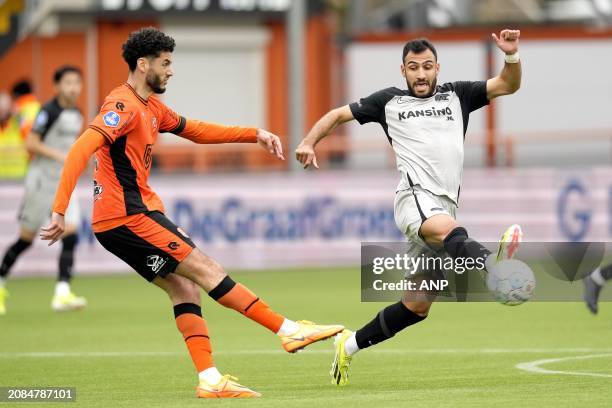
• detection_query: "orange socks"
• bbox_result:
[208,276,284,333]
[174,303,214,372]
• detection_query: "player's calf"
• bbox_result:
[419,214,460,249]
[0,237,32,280]
[51,233,87,312]
[154,272,201,305]
[330,299,427,386]
[342,300,427,356]
[176,249,343,350]
[443,226,492,267]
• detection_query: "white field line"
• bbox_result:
[516,354,612,378]
[2,348,612,358]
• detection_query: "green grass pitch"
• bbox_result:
[1,267,611,407]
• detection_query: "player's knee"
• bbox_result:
[402,300,431,317]
[420,216,459,248]
[186,250,224,275]
[19,228,36,243]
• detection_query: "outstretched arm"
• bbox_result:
[41,129,106,246]
[295,105,354,169]
[178,119,284,160]
[487,29,522,100]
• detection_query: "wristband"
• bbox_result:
[504,52,520,64]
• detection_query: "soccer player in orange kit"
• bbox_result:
[40,27,343,399]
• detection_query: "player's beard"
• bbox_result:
[407,77,438,98]
[146,71,166,94]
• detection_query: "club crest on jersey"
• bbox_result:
[34,110,48,127]
[103,111,120,127]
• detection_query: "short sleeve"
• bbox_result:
[452,81,489,113]
[89,99,138,144]
[349,89,393,125]
[156,101,186,134]
[31,108,51,137]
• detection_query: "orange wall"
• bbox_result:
[305,14,333,130]
[354,25,612,42]
[0,33,88,115]
[0,17,335,171]
[265,21,288,139]
[266,15,335,138]
[0,37,34,95]
[38,33,88,113]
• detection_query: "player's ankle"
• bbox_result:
[199,367,222,385]
[54,281,71,297]
[276,318,299,336]
[344,332,360,356]
[591,267,605,286]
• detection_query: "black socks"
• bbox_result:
[0,238,32,278]
[355,301,426,350]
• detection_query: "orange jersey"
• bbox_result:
[52,82,258,232]
[87,83,178,224]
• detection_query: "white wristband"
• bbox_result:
[504,52,520,64]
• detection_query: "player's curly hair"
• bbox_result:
[122,27,176,71]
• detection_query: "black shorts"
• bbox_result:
[95,211,196,282]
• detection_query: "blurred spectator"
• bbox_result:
[0,92,28,179]
[11,80,40,139]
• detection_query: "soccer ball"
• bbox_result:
[486,259,536,305]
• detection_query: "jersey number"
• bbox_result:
[144,144,153,170]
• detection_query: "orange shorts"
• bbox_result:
[95,211,195,281]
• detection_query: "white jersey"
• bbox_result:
[18,98,83,231]
[30,98,83,181]
[349,81,489,205]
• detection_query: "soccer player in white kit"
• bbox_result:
[0,66,86,314]
[296,29,523,385]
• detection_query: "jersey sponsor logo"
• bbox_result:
[103,111,121,127]
[398,107,452,121]
[146,255,167,273]
[151,116,157,130]
[115,101,125,111]
[143,143,153,170]
[435,93,449,101]
[168,241,180,250]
